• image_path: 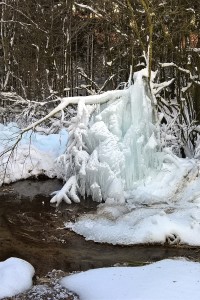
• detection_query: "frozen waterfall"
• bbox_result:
[52,69,162,205]
[84,70,160,201]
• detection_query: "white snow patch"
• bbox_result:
[60,259,200,300]
[0,257,35,299]
[0,123,68,184]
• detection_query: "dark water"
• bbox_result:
[0,179,200,277]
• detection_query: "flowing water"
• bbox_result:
[0,178,200,278]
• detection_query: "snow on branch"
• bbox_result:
[0,20,33,28]
[77,67,100,94]
[78,67,118,94]
[98,74,117,93]
[74,2,103,18]
[160,63,200,86]
[153,78,175,95]
[20,89,126,135]
[181,82,193,93]
[74,2,128,39]
[0,2,47,33]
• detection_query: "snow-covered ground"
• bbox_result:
[1,258,200,299]
[0,123,68,185]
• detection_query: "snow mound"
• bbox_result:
[60,259,200,300]
[0,257,35,299]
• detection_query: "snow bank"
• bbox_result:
[0,123,68,185]
[66,159,200,245]
[60,259,200,300]
[0,257,35,299]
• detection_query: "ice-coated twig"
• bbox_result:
[50,175,80,206]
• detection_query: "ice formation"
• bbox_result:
[52,69,162,205]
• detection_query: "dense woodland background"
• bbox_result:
[0,0,200,156]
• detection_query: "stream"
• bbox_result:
[1,178,200,278]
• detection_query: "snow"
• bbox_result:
[66,158,200,245]
[0,123,68,185]
[1,257,200,299]
[0,257,35,299]
[60,259,200,300]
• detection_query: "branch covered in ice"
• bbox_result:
[20,89,127,134]
[153,78,175,95]
[160,63,200,86]
[50,175,80,205]
[74,2,103,18]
